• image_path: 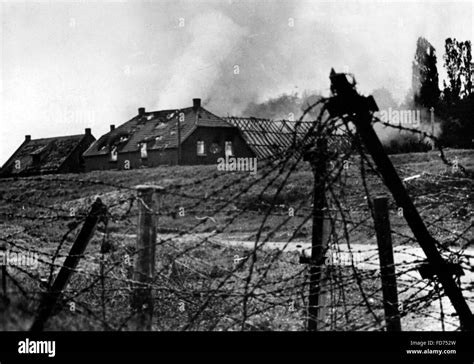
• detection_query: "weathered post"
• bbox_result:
[304,138,331,331]
[326,68,474,330]
[430,107,435,150]
[373,196,401,331]
[30,198,107,332]
[131,185,163,331]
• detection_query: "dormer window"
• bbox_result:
[110,146,118,162]
[30,144,48,166]
[140,143,148,159]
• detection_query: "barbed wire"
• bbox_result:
[0,96,471,332]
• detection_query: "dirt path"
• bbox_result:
[201,234,474,331]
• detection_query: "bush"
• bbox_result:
[384,133,431,154]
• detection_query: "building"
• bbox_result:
[83,99,255,171]
[225,117,314,159]
[224,116,351,159]
[0,128,95,177]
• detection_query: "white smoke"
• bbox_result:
[153,1,471,115]
[156,11,247,110]
[1,1,471,165]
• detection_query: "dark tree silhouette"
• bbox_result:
[438,38,474,148]
[412,37,440,108]
[443,38,472,102]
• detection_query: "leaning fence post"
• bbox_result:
[327,68,474,331]
[373,196,401,331]
[30,198,107,332]
[304,138,331,331]
[131,185,163,331]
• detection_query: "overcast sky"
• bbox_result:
[0,0,472,165]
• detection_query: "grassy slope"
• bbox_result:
[0,149,472,330]
[1,149,471,237]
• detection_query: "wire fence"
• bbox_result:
[0,83,472,332]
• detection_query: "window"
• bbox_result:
[110,146,118,162]
[225,141,233,157]
[140,143,148,159]
[197,141,205,156]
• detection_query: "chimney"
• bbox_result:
[138,107,146,116]
[25,135,31,142]
[110,124,115,132]
[193,98,201,110]
[85,128,91,135]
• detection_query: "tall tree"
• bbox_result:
[443,38,472,102]
[412,37,440,108]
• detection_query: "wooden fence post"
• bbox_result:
[373,196,401,331]
[430,107,435,150]
[30,198,107,332]
[131,185,163,331]
[326,69,474,330]
[305,138,331,331]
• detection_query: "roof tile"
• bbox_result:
[84,106,234,156]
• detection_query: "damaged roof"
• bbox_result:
[0,133,91,176]
[225,117,352,160]
[83,105,234,157]
[224,117,315,159]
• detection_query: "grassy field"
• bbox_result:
[0,148,472,330]
[1,148,472,238]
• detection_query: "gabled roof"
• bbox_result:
[84,105,234,157]
[0,133,92,176]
